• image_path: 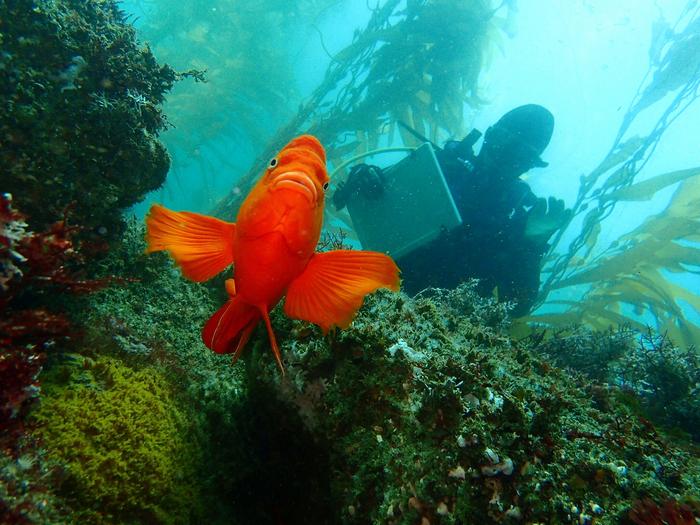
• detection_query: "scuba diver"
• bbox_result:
[333,104,571,316]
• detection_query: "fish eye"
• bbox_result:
[268,157,278,169]
[322,182,329,192]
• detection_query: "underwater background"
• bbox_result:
[2,0,700,524]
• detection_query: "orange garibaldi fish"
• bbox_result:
[145,135,400,373]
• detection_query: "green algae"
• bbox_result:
[539,325,700,442]
[70,219,246,523]
[32,355,202,524]
[75,227,700,523]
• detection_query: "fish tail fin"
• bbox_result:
[145,204,236,282]
[202,296,260,356]
[260,308,285,375]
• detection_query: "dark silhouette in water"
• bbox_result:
[336,104,571,315]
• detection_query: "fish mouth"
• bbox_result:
[271,170,318,203]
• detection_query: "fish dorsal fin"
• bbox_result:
[145,204,236,282]
[284,250,400,333]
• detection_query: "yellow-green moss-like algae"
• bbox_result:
[32,356,202,524]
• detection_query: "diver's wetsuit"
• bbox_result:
[336,106,560,316]
[396,149,549,316]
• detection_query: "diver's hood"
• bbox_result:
[492,104,554,169]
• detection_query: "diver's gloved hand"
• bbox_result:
[333,164,385,210]
[444,128,481,162]
[524,196,572,244]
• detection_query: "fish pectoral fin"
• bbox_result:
[284,250,400,333]
[145,204,236,282]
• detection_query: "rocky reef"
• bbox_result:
[9,220,696,524]
[0,0,189,521]
[0,0,184,239]
[234,283,700,525]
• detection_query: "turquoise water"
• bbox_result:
[124,0,700,338]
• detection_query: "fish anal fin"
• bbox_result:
[202,296,260,355]
[145,204,236,282]
[231,323,256,364]
[284,250,400,333]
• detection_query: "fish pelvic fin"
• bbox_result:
[259,307,285,375]
[202,296,260,356]
[284,250,400,333]
[145,204,236,282]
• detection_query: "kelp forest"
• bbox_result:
[140,0,700,346]
[532,3,700,348]
[207,0,504,216]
